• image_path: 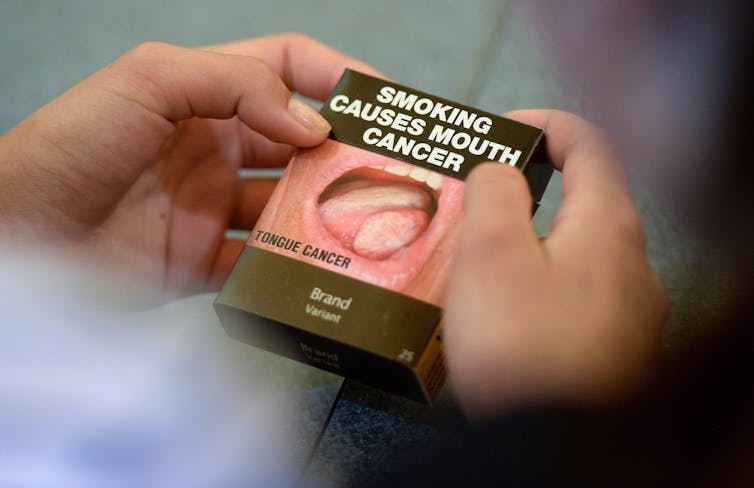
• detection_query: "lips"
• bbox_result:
[318,166,438,260]
[293,141,464,294]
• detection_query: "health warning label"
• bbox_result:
[320,69,544,180]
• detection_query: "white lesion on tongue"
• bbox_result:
[318,180,433,260]
[352,209,429,260]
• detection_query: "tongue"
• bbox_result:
[352,209,429,259]
[319,180,432,260]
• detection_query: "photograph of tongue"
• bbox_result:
[319,179,434,260]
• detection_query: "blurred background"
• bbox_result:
[0,0,735,485]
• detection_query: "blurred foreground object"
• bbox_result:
[0,247,323,487]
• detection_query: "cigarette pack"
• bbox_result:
[214,70,550,403]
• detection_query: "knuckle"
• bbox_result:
[123,41,170,65]
[110,43,173,107]
[245,55,274,76]
[244,57,284,92]
[114,42,174,92]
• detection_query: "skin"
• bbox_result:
[0,34,377,297]
[0,34,667,417]
[251,140,464,306]
[445,110,668,416]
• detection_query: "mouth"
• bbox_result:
[296,141,463,293]
[318,165,440,260]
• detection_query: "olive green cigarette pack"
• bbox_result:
[215,70,550,403]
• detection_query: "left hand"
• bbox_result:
[0,34,377,296]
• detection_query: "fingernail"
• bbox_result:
[288,98,331,133]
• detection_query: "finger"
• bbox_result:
[504,109,629,201]
[104,41,332,146]
[208,33,384,101]
[209,34,383,169]
[444,163,543,386]
[503,110,641,249]
[18,41,333,221]
[456,163,541,269]
[230,179,279,230]
[241,128,296,168]
[164,149,238,293]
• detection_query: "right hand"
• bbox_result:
[443,110,669,417]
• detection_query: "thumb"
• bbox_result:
[443,163,542,400]
[443,163,542,402]
[456,163,540,265]
[445,162,541,324]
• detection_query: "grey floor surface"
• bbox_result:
[1,1,734,485]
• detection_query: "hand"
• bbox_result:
[444,110,669,417]
[0,34,377,296]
